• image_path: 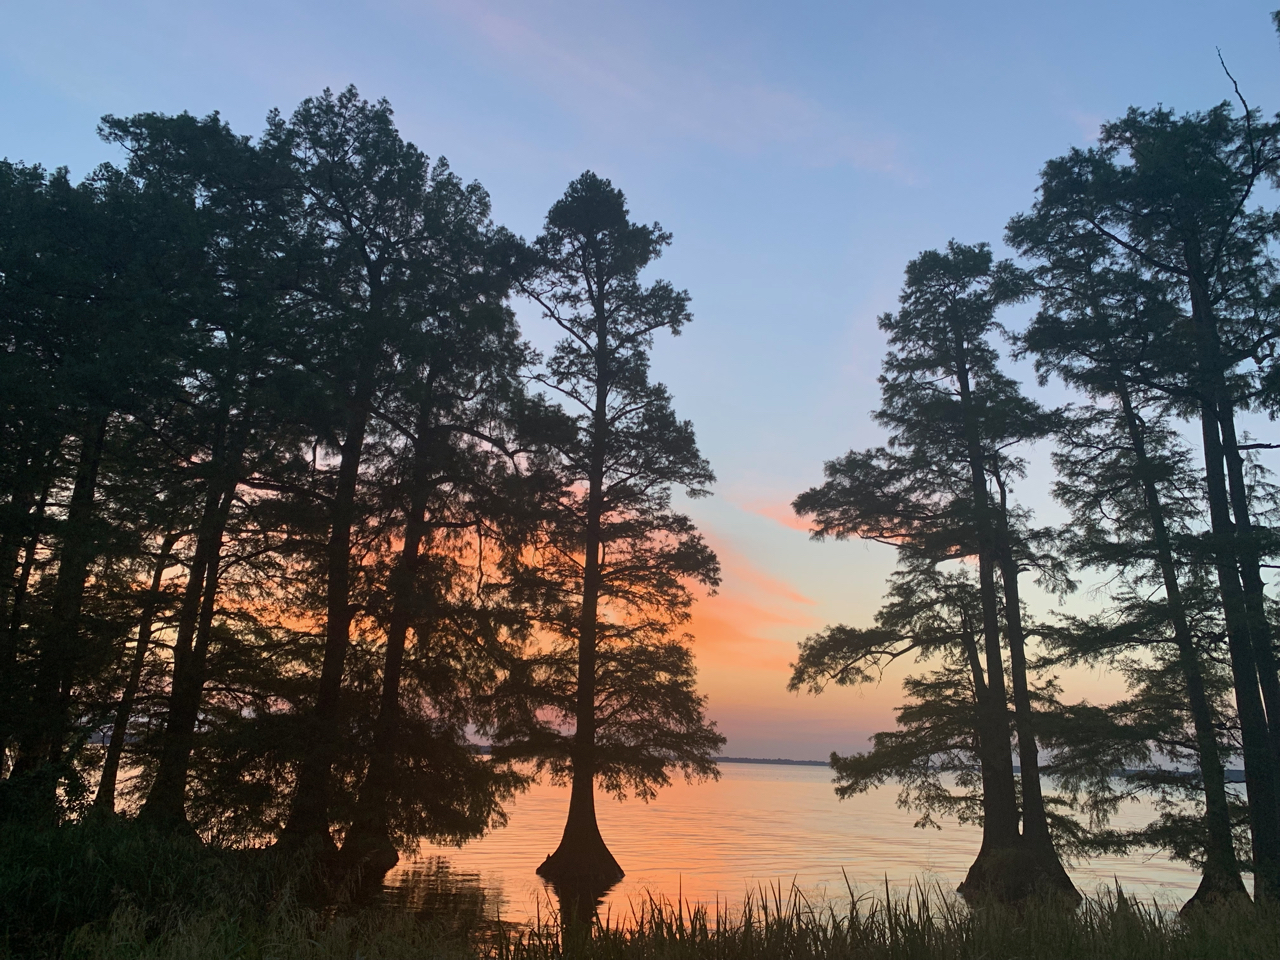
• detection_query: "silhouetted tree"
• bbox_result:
[795,242,1077,901]
[1024,101,1280,898]
[265,88,521,850]
[0,159,194,820]
[498,172,722,888]
[336,206,545,874]
[1011,212,1251,906]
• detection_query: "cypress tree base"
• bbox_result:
[537,791,623,928]
[276,775,339,857]
[535,827,624,886]
[1180,868,1250,914]
[538,768,625,887]
[958,841,1080,905]
[135,797,199,840]
[545,874,621,927]
[274,820,339,858]
[338,824,400,879]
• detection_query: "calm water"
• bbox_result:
[384,762,1202,922]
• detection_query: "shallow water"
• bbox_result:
[385,761,1202,923]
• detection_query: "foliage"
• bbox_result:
[0,94,719,866]
[8,833,1280,960]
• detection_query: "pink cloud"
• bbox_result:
[686,536,820,674]
[741,498,815,534]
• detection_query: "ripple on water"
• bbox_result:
[384,762,1203,923]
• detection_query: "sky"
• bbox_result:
[3,1,1279,759]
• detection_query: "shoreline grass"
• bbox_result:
[5,823,1279,959]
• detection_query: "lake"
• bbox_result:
[384,761,1202,923]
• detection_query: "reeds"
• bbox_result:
[5,825,1279,959]
[48,879,1280,960]
[503,878,1280,960]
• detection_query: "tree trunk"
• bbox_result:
[949,329,1076,901]
[538,310,624,886]
[959,624,1021,889]
[539,764,623,908]
[138,480,235,832]
[1198,401,1280,900]
[1216,403,1280,752]
[995,538,1078,900]
[281,377,373,849]
[95,531,179,815]
[1114,385,1246,906]
[991,461,1076,899]
[0,469,51,779]
[958,548,1025,895]
[947,333,1028,900]
[341,396,435,874]
[11,413,108,818]
[1182,264,1280,900]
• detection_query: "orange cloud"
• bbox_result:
[688,607,797,673]
[685,536,821,674]
[740,498,815,533]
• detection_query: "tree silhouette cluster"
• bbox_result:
[0,87,721,881]
[793,80,1280,909]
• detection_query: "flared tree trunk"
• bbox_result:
[342,397,435,874]
[951,335,1044,901]
[996,541,1078,901]
[11,413,108,818]
[959,625,1023,894]
[139,476,235,832]
[281,374,373,849]
[94,531,179,815]
[1114,386,1246,907]
[958,548,1024,899]
[538,313,624,886]
[1183,268,1280,900]
[1198,400,1280,900]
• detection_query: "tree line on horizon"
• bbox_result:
[0,86,721,890]
[790,68,1280,909]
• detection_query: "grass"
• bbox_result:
[514,881,1280,960]
[4,823,1279,959]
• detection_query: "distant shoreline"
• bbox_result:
[717,756,830,767]
[712,757,1247,782]
[471,750,1247,781]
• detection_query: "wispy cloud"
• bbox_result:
[427,0,909,177]
[737,497,814,534]
[686,536,820,672]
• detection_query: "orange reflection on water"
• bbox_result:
[389,762,1201,924]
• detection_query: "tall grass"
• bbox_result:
[505,881,1280,960]
[0,820,332,958]
[63,898,474,960]
[5,825,1279,959]
[52,879,1280,960]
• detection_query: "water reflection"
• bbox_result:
[378,858,499,935]
[544,875,621,928]
[384,762,1202,924]
[377,856,620,930]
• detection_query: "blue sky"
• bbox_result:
[4,1,1278,757]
